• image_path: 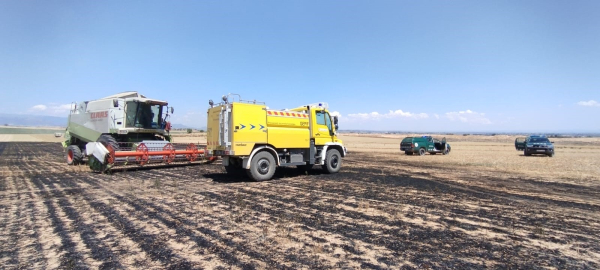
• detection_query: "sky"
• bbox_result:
[1,1,599,133]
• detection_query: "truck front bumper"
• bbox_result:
[526,147,553,154]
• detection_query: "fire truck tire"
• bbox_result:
[323,149,342,174]
[405,151,413,155]
[247,151,276,181]
[419,148,426,156]
[66,145,83,165]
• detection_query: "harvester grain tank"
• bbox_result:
[206,94,347,181]
[63,92,211,171]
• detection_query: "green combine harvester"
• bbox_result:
[63,92,212,172]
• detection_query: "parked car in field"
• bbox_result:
[515,135,555,157]
[400,136,451,156]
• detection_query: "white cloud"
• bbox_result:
[28,103,73,116]
[347,109,428,120]
[31,105,47,111]
[57,104,73,110]
[445,109,491,124]
[330,111,341,118]
[577,100,600,107]
[434,114,440,119]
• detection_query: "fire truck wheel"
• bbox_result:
[323,149,342,174]
[419,148,426,156]
[66,145,83,165]
[247,151,276,181]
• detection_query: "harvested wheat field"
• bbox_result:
[1,134,599,269]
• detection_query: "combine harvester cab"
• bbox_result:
[206,94,347,181]
[62,92,214,172]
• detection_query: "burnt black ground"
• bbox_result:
[1,142,599,269]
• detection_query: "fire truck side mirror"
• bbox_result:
[113,99,118,107]
[171,107,174,114]
[333,116,338,124]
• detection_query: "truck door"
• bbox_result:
[427,137,435,151]
[313,110,334,146]
[515,137,526,151]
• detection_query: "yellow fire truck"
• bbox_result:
[206,94,347,181]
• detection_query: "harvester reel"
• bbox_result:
[136,143,150,165]
[162,143,176,164]
[186,143,199,162]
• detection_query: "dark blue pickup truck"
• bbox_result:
[515,135,555,157]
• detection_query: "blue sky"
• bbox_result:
[1,1,599,132]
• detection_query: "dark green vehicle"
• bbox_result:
[400,136,451,156]
[515,135,555,157]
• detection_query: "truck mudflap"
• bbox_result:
[318,142,347,165]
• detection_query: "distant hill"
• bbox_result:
[0,113,67,127]
[171,123,194,130]
[171,123,206,130]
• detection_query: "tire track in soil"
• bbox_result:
[149,161,596,268]
[280,168,600,245]
[32,175,124,269]
[1,144,62,268]
[197,185,483,269]
[0,189,21,268]
[4,142,600,269]
[313,173,597,266]
[274,176,524,233]
[41,173,164,269]
[230,185,402,269]
[10,176,50,269]
[79,174,291,269]
[29,175,92,269]
[43,174,197,270]
[3,143,198,269]
[80,174,223,269]
[205,175,594,269]
[22,199,51,269]
[356,152,600,210]
[138,170,398,266]
[74,151,592,266]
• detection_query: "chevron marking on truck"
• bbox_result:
[267,110,308,118]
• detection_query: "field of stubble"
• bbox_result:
[1,134,599,269]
